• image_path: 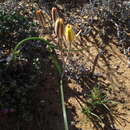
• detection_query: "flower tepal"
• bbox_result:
[65,24,74,43]
[51,7,57,24]
[54,18,64,39]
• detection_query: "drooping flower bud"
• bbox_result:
[54,18,64,39]
[65,24,74,43]
[36,9,45,27]
[51,7,57,24]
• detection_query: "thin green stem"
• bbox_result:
[59,41,72,130]
[60,79,69,130]
[13,37,90,55]
[13,37,55,53]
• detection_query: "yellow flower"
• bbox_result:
[65,24,74,43]
[54,18,64,39]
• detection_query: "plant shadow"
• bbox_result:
[63,57,129,130]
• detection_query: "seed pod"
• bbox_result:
[54,18,64,39]
[51,7,57,24]
[36,9,45,26]
[65,24,74,43]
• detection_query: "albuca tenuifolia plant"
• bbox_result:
[82,86,120,129]
[56,24,76,130]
